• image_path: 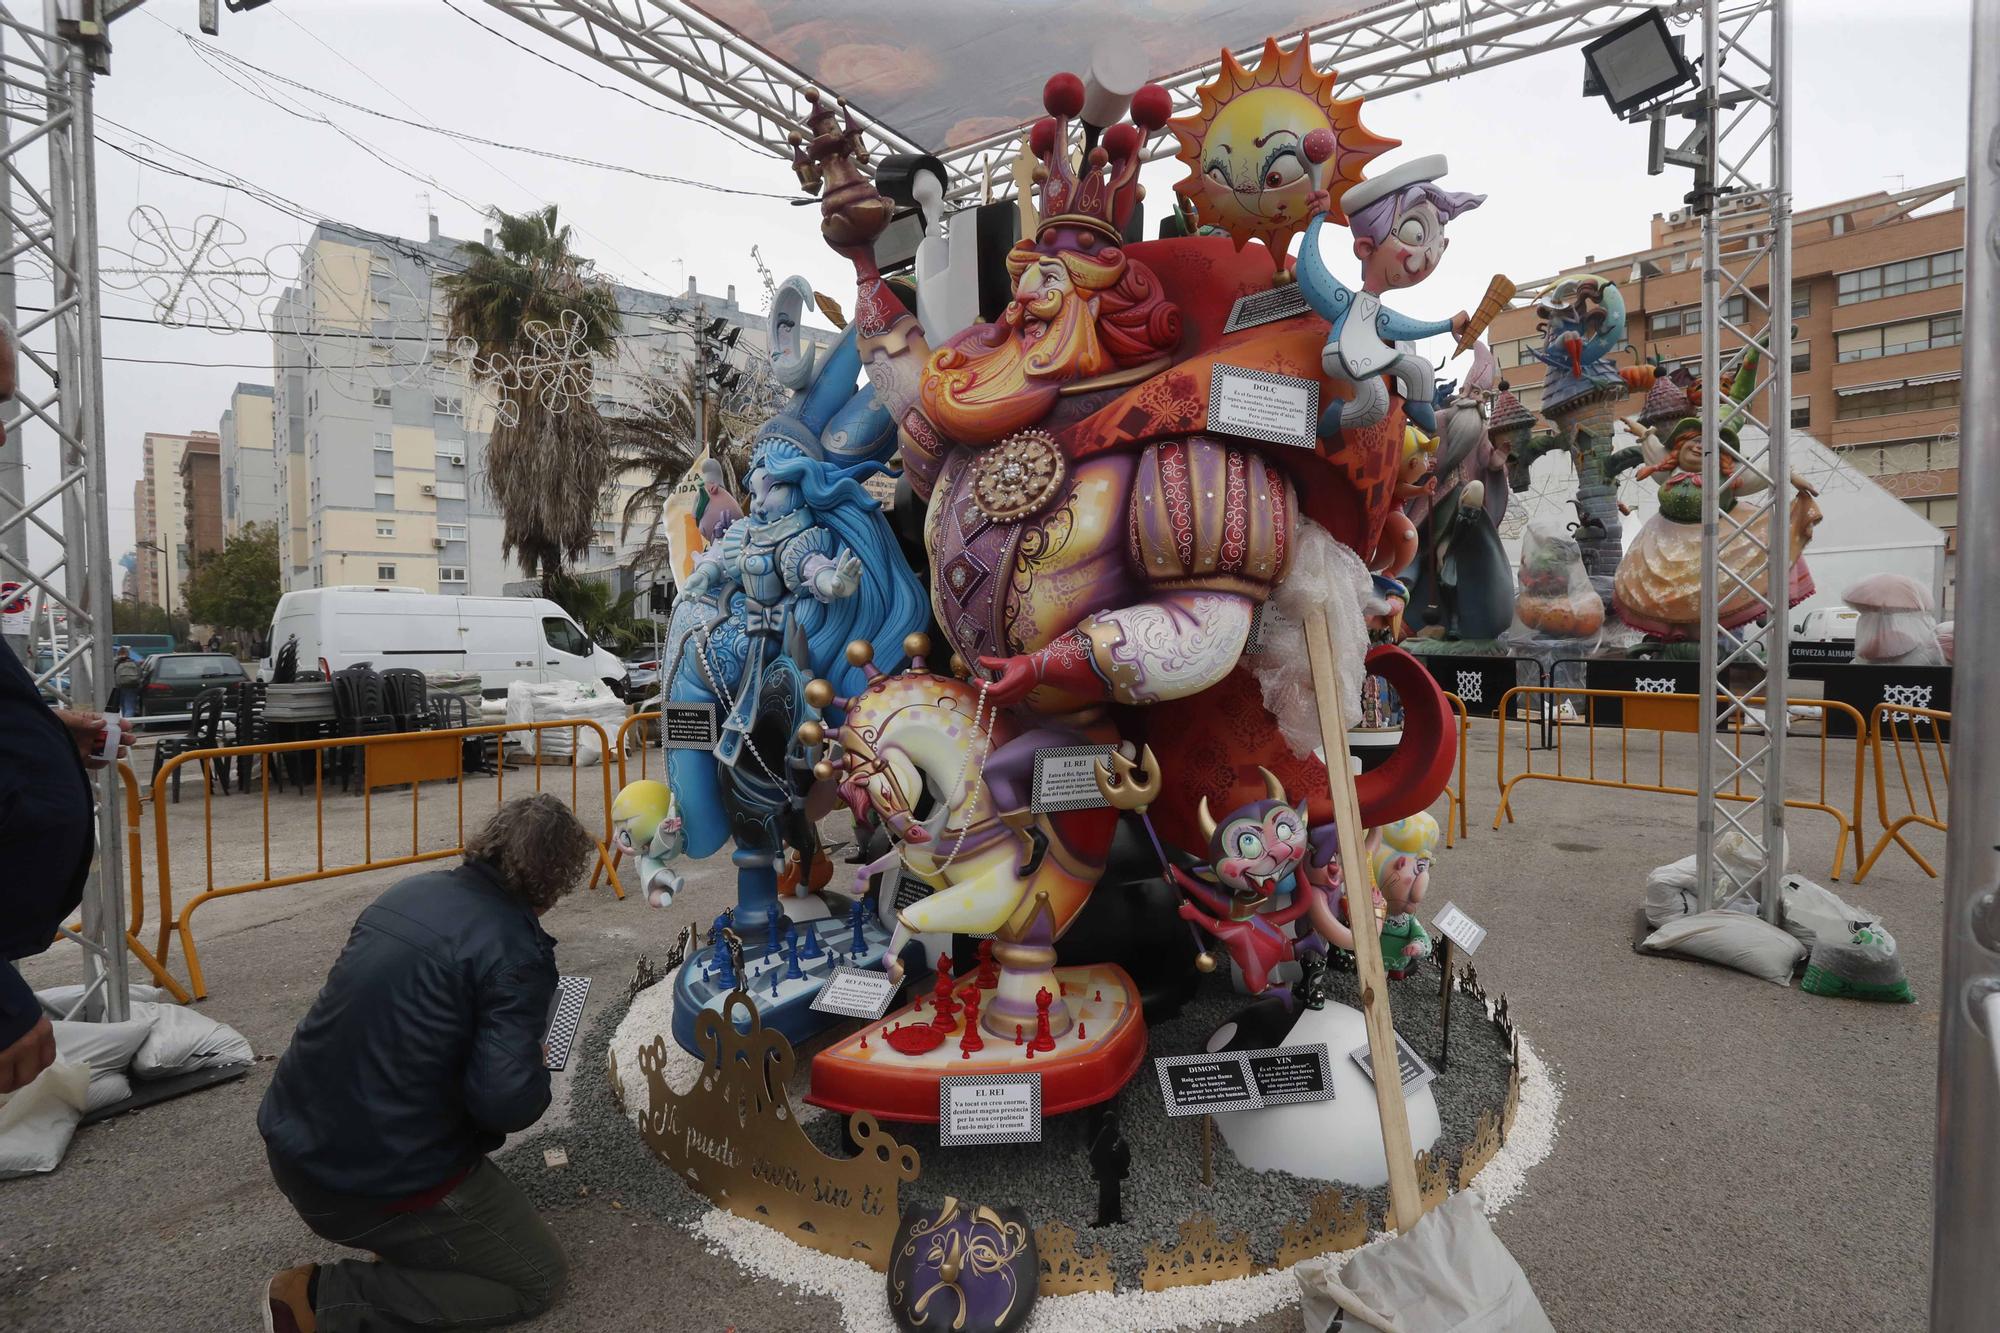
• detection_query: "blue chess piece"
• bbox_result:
[765,915,781,960]
[709,908,732,944]
[783,924,805,981]
[713,939,737,990]
[800,922,824,961]
[847,898,869,956]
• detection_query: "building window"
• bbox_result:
[374,476,395,495]
[1836,249,1964,305]
[1834,378,1961,420]
[377,563,397,581]
[1835,313,1962,363]
[434,479,467,500]
[1790,396,1811,429]
[1646,295,1748,339]
[373,430,393,452]
[439,523,468,542]
[1791,284,1811,319]
[1791,343,1810,374]
[372,387,392,407]
[439,566,467,584]
[432,395,462,417]
[376,520,396,538]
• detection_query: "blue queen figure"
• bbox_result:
[658,282,928,1050]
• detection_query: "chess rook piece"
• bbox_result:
[1088,1113,1132,1227]
[933,958,959,1026]
[1029,987,1057,1053]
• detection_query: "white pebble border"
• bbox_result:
[611,981,1562,1331]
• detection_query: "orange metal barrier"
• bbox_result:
[1439,691,1471,847]
[1854,702,1950,883]
[1491,686,1866,880]
[614,709,662,789]
[155,719,622,999]
[61,764,193,1003]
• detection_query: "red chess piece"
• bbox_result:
[1029,986,1057,1053]
[932,958,958,1029]
[1015,1024,1024,1046]
[958,993,984,1057]
[976,940,999,988]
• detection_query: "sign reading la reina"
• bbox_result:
[613,992,921,1271]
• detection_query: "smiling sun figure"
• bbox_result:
[1169,35,1398,277]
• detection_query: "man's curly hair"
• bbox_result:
[464,793,595,912]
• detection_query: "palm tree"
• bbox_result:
[438,205,623,580]
[541,569,645,654]
[608,356,767,581]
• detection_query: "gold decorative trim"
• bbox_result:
[1415,1149,1450,1214]
[1457,1110,1504,1192]
[1275,1187,1371,1268]
[617,991,921,1272]
[1140,1214,1257,1290]
[1034,1221,1116,1295]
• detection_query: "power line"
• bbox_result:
[177,30,794,201]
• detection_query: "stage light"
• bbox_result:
[1581,10,1696,119]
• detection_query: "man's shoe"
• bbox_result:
[262,1264,317,1333]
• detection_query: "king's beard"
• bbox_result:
[921,276,1114,446]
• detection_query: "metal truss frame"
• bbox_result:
[0,1,129,1022]
[480,1,1773,202]
[1693,0,1788,917]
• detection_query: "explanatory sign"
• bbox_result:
[1224,283,1310,333]
[1029,743,1120,814]
[1155,1044,1333,1118]
[1431,902,1488,956]
[1349,1033,1437,1095]
[939,1073,1042,1147]
[0,581,28,637]
[660,701,720,750]
[1207,364,1319,450]
[810,965,901,1021]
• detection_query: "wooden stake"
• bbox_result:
[1437,937,1455,1073]
[1200,1114,1213,1188]
[1303,608,1424,1232]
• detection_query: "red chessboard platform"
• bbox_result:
[806,962,1147,1124]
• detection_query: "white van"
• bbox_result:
[262,586,628,697]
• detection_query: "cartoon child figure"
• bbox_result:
[610,779,686,909]
[1370,812,1439,978]
[1296,154,1485,438]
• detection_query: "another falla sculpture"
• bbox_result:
[610,779,685,908]
[1402,343,1519,640]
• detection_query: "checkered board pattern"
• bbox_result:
[543,975,590,1072]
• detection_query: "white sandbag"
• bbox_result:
[1779,876,1880,949]
[502,681,624,764]
[1638,909,1806,986]
[0,1060,90,1179]
[128,1001,253,1078]
[84,1071,132,1114]
[51,1018,151,1112]
[1644,831,1767,925]
[1297,1189,1555,1333]
[37,983,173,1020]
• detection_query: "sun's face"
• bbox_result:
[1170,36,1398,265]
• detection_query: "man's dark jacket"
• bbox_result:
[258,859,557,1197]
[0,646,93,1048]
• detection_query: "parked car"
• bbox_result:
[29,647,70,703]
[623,650,661,700]
[259,586,628,699]
[139,652,247,717]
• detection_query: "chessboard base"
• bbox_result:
[806,962,1146,1124]
[672,907,897,1057]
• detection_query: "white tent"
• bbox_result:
[1496,424,1949,625]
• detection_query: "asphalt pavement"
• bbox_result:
[0,723,1943,1331]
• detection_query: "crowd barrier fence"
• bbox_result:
[1854,702,1951,883]
[152,719,621,1000]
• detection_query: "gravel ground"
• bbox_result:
[0,724,1944,1331]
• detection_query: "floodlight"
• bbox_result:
[1581,11,1695,119]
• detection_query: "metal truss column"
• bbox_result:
[1694,0,1789,918]
[0,2,127,1021]
[1931,1,2000,1322]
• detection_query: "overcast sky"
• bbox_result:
[11,0,1972,565]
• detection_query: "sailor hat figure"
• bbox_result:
[1296,154,1486,439]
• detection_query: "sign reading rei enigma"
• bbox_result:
[614,991,921,1271]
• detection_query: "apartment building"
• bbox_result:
[133,430,214,613]
[179,434,224,573]
[270,219,821,598]
[1486,178,1965,556]
[219,383,278,537]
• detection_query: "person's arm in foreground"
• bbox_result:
[462,955,557,1136]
